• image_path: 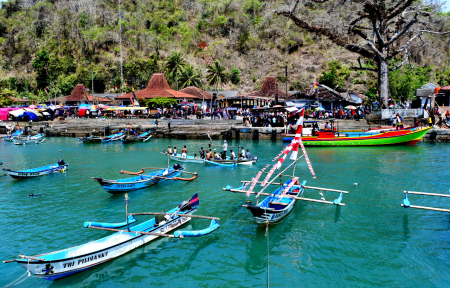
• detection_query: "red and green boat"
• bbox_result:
[300,126,431,146]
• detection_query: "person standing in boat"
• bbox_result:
[222,140,228,157]
[167,145,172,154]
[199,147,205,159]
[181,146,187,157]
[246,149,251,159]
[396,114,403,130]
[173,147,177,156]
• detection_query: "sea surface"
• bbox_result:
[0,137,449,288]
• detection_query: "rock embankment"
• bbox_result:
[0,117,448,142]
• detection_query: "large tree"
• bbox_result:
[277,0,449,107]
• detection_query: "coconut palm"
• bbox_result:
[206,59,228,89]
[179,65,202,89]
[166,51,186,90]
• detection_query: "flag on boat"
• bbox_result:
[281,177,298,196]
[299,138,316,179]
[246,171,263,196]
[290,108,305,160]
[189,193,199,206]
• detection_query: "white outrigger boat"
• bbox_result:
[3,193,219,281]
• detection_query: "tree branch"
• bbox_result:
[387,13,418,46]
[389,49,409,72]
[386,0,415,21]
[388,32,421,59]
[276,11,376,59]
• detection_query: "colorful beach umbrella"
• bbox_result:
[345,105,356,110]
[28,105,38,109]
[314,107,325,111]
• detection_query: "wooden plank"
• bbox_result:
[401,204,450,213]
[404,191,450,198]
[130,212,219,220]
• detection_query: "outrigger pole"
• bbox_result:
[402,191,450,213]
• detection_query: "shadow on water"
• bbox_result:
[402,213,410,242]
[334,205,342,223]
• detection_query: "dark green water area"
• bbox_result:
[1,138,449,287]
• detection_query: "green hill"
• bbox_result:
[0,0,450,103]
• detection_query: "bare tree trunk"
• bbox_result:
[378,59,389,108]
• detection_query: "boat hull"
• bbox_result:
[3,164,68,179]
[16,209,195,280]
[165,153,205,163]
[95,169,182,194]
[246,180,307,226]
[289,127,430,146]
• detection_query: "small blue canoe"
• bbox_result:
[93,165,189,194]
[2,160,68,179]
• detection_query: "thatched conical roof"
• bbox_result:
[118,74,199,100]
[245,76,289,99]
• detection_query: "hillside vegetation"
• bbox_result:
[1,0,450,104]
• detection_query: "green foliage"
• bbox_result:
[146,97,178,108]
[166,51,187,88]
[206,59,228,88]
[389,65,431,102]
[319,60,350,90]
[0,89,16,107]
[237,29,250,54]
[230,67,241,85]
[32,50,50,76]
[179,65,202,89]
[243,0,262,15]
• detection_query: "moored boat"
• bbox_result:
[3,129,23,142]
[300,126,430,146]
[2,159,68,179]
[93,164,197,194]
[121,131,152,143]
[225,108,347,226]
[4,193,220,281]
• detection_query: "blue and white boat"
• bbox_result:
[245,179,307,226]
[121,131,152,143]
[13,133,46,145]
[102,131,126,143]
[2,160,68,179]
[93,164,190,194]
[7,194,219,280]
[162,152,257,165]
[3,129,23,142]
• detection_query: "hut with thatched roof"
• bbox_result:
[117,74,200,105]
[52,84,112,105]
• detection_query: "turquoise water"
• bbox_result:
[1,138,449,287]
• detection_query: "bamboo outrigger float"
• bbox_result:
[401,190,450,213]
[224,108,348,226]
[3,193,220,281]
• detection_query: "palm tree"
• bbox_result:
[179,65,202,89]
[206,59,228,89]
[166,51,186,90]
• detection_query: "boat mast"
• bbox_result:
[119,0,123,94]
[125,193,129,232]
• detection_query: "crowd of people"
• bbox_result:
[166,140,252,161]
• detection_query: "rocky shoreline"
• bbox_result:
[0,117,449,142]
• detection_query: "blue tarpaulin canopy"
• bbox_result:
[23,111,38,121]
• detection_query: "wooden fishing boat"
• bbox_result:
[300,126,430,146]
[3,129,23,142]
[225,108,347,226]
[13,134,46,145]
[162,152,205,163]
[102,131,126,143]
[2,160,68,179]
[93,164,197,194]
[4,193,220,281]
[121,131,152,143]
[78,135,103,143]
[161,151,257,165]
[14,138,46,145]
